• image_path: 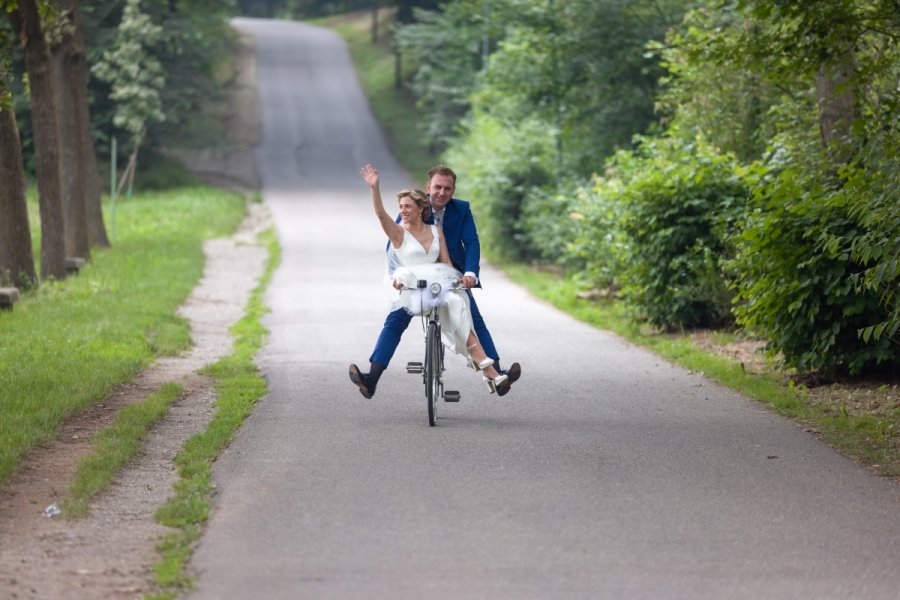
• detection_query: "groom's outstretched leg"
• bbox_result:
[369,308,413,367]
[349,309,413,398]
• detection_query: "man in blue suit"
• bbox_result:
[349,165,522,398]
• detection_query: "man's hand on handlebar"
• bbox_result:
[460,275,477,288]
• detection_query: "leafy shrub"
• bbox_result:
[603,135,748,329]
[819,67,900,348]
[844,152,900,345]
[133,151,199,191]
[445,111,555,261]
[567,174,631,291]
[730,138,898,376]
[518,180,583,268]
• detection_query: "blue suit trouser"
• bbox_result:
[369,290,498,368]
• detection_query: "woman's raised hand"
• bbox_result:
[360,164,379,189]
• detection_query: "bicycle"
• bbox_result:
[403,278,465,426]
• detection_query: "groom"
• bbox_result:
[349,164,522,398]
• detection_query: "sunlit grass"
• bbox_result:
[0,187,246,486]
[63,383,183,518]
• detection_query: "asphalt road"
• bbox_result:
[188,18,900,600]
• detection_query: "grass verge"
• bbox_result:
[147,229,280,599]
[62,383,183,518]
[0,187,246,487]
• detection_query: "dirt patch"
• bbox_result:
[688,330,899,416]
[0,29,266,600]
[688,330,771,375]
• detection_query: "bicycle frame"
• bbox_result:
[404,279,464,426]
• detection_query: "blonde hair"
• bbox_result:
[397,188,432,222]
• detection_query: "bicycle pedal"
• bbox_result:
[406,361,423,374]
[443,390,460,402]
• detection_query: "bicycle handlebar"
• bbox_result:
[399,278,466,293]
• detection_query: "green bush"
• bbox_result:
[731,138,898,377]
[613,135,748,329]
[133,151,200,191]
[567,174,630,291]
[446,111,555,261]
[821,88,900,348]
[518,180,583,268]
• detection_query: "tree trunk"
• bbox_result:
[0,99,38,289]
[8,0,67,281]
[53,0,91,261]
[84,138,109,248]
[815,49,857,154]
[61,0,110,248]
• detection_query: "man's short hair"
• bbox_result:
[427,164,457,185]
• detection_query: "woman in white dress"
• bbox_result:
[361,164,508,390]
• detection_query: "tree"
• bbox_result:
[54,0,108,248]
[0,56,37,289]
[142,0,237,153]
[737,1,865,158]
[394,2,486,152]
[674,0,900,373]
[396,0,441,23]
[92,0,164,195]
[51,0,92,259]
[7,0,67,280]
[476,0,684,175]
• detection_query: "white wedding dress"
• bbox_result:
[387,226,474,359]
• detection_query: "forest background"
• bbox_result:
[1,0,898,477]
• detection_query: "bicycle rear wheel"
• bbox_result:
[424,321,441,426]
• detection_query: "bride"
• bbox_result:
[360,163,508,391]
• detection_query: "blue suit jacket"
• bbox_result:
[392,197,482,284]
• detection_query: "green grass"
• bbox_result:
[0,187,246,486]
[63,382,183,518]
[314,9,439,182]
[148,229,280,599]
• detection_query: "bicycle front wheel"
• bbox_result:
[424,321,441,426]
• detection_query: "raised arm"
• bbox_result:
[360,164,404,248]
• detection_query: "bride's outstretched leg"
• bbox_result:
[465,332,507,390]
[465,333,494,375]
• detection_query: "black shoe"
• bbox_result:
[495,362,521,396]
[349,363,376,399]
